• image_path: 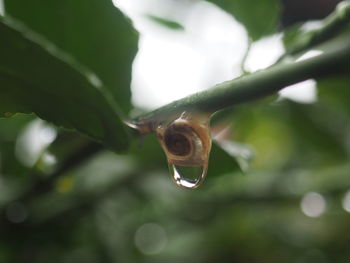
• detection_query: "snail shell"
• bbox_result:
[156,113,212,167]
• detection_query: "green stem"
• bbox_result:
[134,36,350,131]
[240,37,252,74]
[279,0,350,60]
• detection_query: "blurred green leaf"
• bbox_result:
[209,142,245,176]
[282,23,306,51]
[206,0,280,40]
[318,76,350,115]
[226,102,296,170]
[282,1,350,57]
[5,0,138,113]
[285,102,348,166]
[230,100,349,168]
[129,134,167,168]
[147,15,185,30]
[0,18,129,152]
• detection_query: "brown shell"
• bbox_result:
[156,112,212,167]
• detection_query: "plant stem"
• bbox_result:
[240,37,252,74]
[134,36,350,131]
[280,0,350,60]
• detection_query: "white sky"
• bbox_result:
[114,0,317,109]
[245,34,285,72]
[0,0,4,16]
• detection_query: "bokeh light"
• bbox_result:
[300,192,326,218]
[15,119,57,167]
[5,202,28,223]
[0,0,4,16]
[134,223,168,255]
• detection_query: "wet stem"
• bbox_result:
[135,35,350,127]
[135,1,350,127]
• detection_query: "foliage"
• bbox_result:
[206,0,281,40]
[0,18,129,152]
[146,15,185,30]
[4,0,138,113]
[0,0,350,263]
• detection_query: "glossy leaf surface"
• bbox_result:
[0,18,129,152]
[5,0,138,113]
[206,0,280,40]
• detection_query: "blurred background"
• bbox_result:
[1,0,350,262]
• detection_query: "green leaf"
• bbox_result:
[206,0,280,41]
[5,0,138,113]
[285,102,348,165]
[209,142,243,177]
[147,15,184,30]
[282,23,305,52]
[317,76,350,115]
[0,18,129,152]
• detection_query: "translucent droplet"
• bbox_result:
[169,163,208,189]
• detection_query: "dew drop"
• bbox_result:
[169,163,208,189]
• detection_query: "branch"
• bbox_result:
[24,141,103,199]
[281,0,350,59]
[0,140,103,210]
[134,35,350,131]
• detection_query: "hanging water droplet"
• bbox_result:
[155,112,212,189]
[169,163,208,189]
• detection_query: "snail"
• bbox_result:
[155,112,212,189]
[155,112,211,166]
[126,111,212,189]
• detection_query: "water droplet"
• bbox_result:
[169,163,208,189]
[153,112,212,189]
[134,223,167,255]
